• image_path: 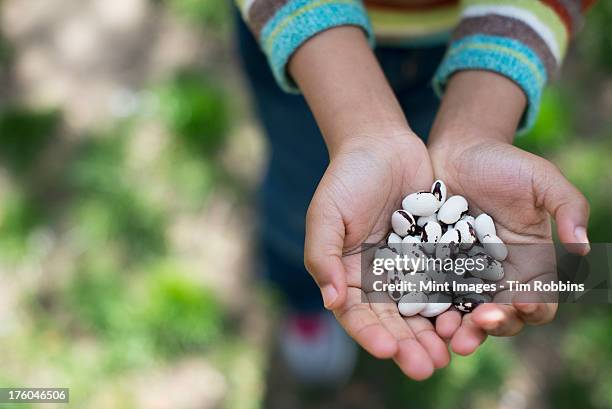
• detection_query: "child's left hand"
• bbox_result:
[431,136,590,351]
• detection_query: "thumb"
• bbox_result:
[304,195,348,310]
[537,161,591,255]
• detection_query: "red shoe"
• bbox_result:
[279,311,357,385]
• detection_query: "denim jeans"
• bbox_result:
[235,16,446,312]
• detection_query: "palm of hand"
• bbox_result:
[305,136,451,379]
[430,140,566,344]
[434,141,553,242]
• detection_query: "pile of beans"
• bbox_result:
[381,180,507,317]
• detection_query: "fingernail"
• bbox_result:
[574,226,591,253]
[321,285,338,309]
[481,308,505,325]
[516,303,537,314]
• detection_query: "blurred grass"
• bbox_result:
[517,88,612,243]
[0,31,11,63]
[0,1,611,408]
[0,108,60,175]
[52,257,224,358]
[0,190,46,259]
[577,1,612,72]
[142,263,224,356]
[67,132,168,261]
[153,0,230,29]
[387,340,515,409]
[0,108,61,260]
[0,3,237,403]
[156,70,230,157]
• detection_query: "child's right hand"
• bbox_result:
[304,130,452,380]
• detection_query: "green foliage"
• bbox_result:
[539,306,612,409]
[385,340,513,409]
[30,256,224,372]
[141,264,224,356]
[0,107,60,260]
[548,374,602,409]
[0,375,33,409]
[156,70,230,157]
[1,3,611,407]
[555,140,612,242]
[69,132,126,195]
[0,107,60,175]
[0,32,12,62]
[578,1,612,72]
[517,89,570,155]
[563,306,612,371]
[155,0,230,29]
[0,190,45,260]
[71,193,167,261]
[516,88,612,242]
[64,255,130,335]
[164,153,217,208]
[68,133,167,260]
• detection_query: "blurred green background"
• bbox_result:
[0,1,611,408]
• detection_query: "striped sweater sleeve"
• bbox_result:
[236,0,374,93]
[433,0,596,133]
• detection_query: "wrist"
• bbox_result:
[428,71,525,152]
[428,123,510,158]
[428,126,508,190]
[289,26,414,158]
[326,123,418,159]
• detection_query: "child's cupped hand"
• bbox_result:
[303,131,458,380]
[428,135,590,353]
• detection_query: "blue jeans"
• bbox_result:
[235,17,446,312]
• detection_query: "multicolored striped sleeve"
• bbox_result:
[236,0,374,93]
[433,0,596,133]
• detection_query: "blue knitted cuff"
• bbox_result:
[433,34,548,134]
[260,0,374,93]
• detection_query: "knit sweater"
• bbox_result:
[236,0,597,132]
